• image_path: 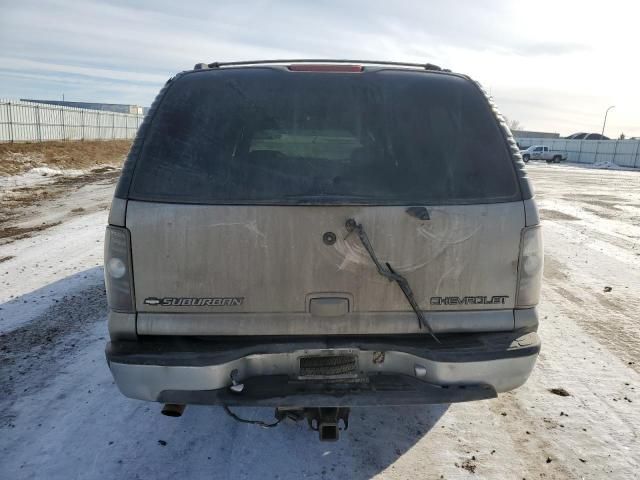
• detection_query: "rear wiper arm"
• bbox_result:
[345,218,440,343]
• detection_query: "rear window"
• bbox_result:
[127,68,520,205]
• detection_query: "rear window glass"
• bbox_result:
[128,68,519,205]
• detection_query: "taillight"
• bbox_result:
[104,226,135,312]
[288,64,363,72]
[516,226,544,308]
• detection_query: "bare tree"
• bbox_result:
[504,117,523,131]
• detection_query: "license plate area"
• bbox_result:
[299,354,358,379]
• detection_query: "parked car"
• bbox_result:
[104,60,543,441]
[521,145,567,163]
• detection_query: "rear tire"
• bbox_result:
[523,154,530,163]
[553,155,562,163]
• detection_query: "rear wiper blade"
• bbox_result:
[345,218,440,343]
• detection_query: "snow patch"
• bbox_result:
[0,165,89,191]
[592,160,632,170]
[560,161,640,172]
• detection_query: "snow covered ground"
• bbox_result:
[1,163,639,479]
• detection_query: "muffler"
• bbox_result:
[161,403,186,417]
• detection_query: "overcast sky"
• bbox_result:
[1,0,638,136]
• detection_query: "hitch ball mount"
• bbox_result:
[275,407,351,441]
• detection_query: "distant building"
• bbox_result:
[565,132,610,140]
[21,99,146,115]
[512,130,560,139]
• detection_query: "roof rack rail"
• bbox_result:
[193,59,448,72]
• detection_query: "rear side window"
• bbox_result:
[128,68,520,205]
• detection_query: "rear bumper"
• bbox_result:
[106,331,540,407]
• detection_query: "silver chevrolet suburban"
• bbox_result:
[105,60,542,440]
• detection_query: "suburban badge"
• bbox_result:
[143,297,244,306]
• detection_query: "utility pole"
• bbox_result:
[601,105,615,137]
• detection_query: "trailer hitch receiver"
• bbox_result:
[275,407,350,441]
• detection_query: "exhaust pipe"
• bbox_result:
[161,403,186,417]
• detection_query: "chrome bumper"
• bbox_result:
[106,331,540,406]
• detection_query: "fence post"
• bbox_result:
[576,139,583,163]
[81,109,85,140]
[612,139,620,166]
[35,105,42,142]
[7,102,14,143]
[112,112,116,139]
[60,106,66,141]
[633,140,640,169]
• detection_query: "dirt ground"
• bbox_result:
[0,139,131,176]
[0,140,127,240]
[0,159,638,479]
[0,166,119,240]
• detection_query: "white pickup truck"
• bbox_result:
[520,145,567,163]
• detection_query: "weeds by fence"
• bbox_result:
[0,99,143,143]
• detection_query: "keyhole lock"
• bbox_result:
[323,231,337,245]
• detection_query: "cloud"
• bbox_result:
[507,42,590,57]
[0,0,637,135]
[0,58,166,84]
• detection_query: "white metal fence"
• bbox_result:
[3,98,638,168]
[516,137,640,168]
[0,99,144,143]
